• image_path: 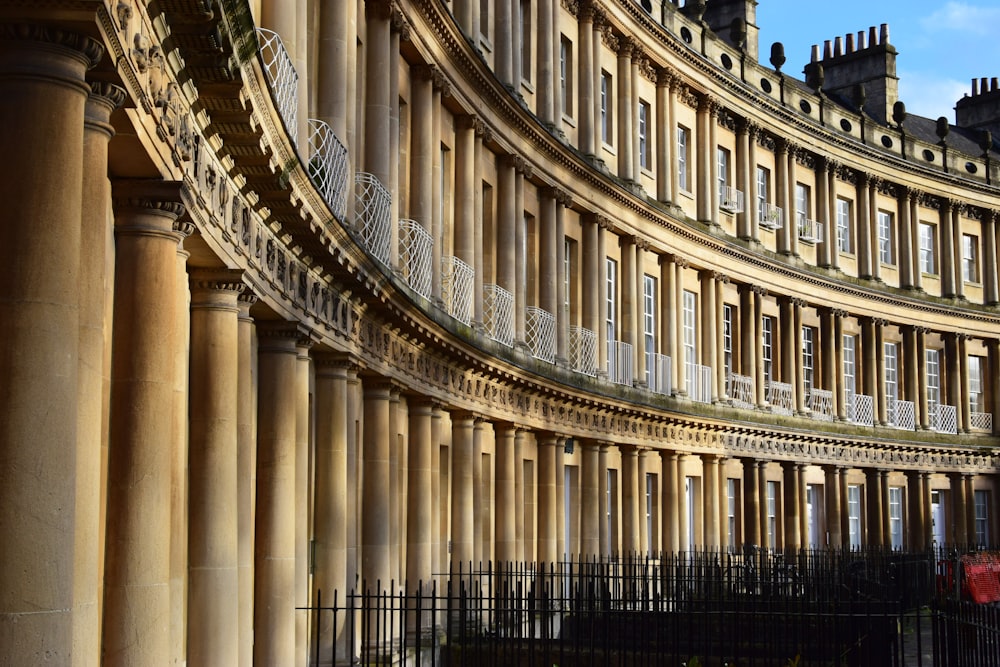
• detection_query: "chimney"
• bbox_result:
[955,77,1000,137]
[809,24,898,124]
[703,0,760,61]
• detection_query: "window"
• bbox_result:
[919,223,936,274]
[802,326,815,396]
[766,481,778,550]
[600,70,612,145]
[756,166,771,225]
[844,334,857,412]
[677,126,690,191]
[837,198,853,253]
[727,478,739,548]
[762,315,773,385]
[643,274,656,381]
[638,100,651,170]
[963,234,980,283]
[975,490,990,545]
[722,304,733,376]
[889,487,903,549]
[848,484,862,547]
[884,342,898,420]
[605,258,617,343]
[926,348,940,423]
[683,290,697,397]
[717,148,730,197]
[559,36,573,117]
[969,355,985,413]
[878,211,894,265]
[519,0,531,82]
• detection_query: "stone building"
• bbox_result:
[1,0,999,664]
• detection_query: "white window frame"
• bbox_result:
[919,222,936,275]
[837,198,852,253]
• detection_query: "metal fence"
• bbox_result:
[300,548,1000,666]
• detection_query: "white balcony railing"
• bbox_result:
[766,380,794,415]
[569,326,597,376]
[971,411,993,433]
[398,219,433,299]
[354,172,392,265]
[441,256,474,325]
[483,284,515,347]
[307,119,350,221]
[525,307,556,363]
[808,388,835,422]
[889,399,916,431]
[849,393,875,426]
[759,203,783,230]
[256,28,298,142]
[929,403,958,435]
[727,372,754,410]
[608,340,633,387]
[719,186,745,214]
[647,353,672,396]
[797,215,824,243]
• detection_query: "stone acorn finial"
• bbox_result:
[730,17,747,50]
[892,100,907,127]
[770,42,786,73]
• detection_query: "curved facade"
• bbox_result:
[2,0,1000,664]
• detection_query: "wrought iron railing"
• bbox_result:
[797,215,824,243]
[727,372,754,409]
[890,399,916,431]
[929,403,958,435]
[307,119,350,221]
[646,352,672,396]
[608,340,633,386]
[525,307,556,363]
[766,380,794,415]
[354,172,392,265]
[569,326,597,376]
[808,388,835,421]
[719,185,744,213]
[759,202,783,230]
[483,284,515,347]
[256,28,298,142]
[850,393,875,426]
[442,256,474,325]
[971,411,993,433]
[398,219,433,299]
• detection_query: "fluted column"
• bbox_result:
[580,441,601,557]
[103,190,187,667]
[495,424,517,563]
[450,412,475,571]
[662,451,681,552]
[0,26,100,666]
[825,466,843,547]
[252,323,301,667]
[236,294,257,667]
[313,356,351,666]
[743,458,761,547]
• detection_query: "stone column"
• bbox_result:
[236,294,258,667]
[742,458,761,547]
[103,189,186,667]
[824,466,843,547]
[187,271,244,667]
[313,356,351,665]
[537,434,559,566]
[662,451,680,552]
[703,455,720,549]
[655,68,674,203]
[581,441,602,556]
[495,424,517,564]
[252,323,301,667]
[450,412,476,571]
[621,446,640,554]
[0,25,100,666]
[906,471,924,550]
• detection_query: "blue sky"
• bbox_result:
[755,0,1000,122]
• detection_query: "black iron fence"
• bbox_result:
[301,548,1000,666]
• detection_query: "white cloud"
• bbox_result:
[919,2,1000,35]
[897,70,969,121]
